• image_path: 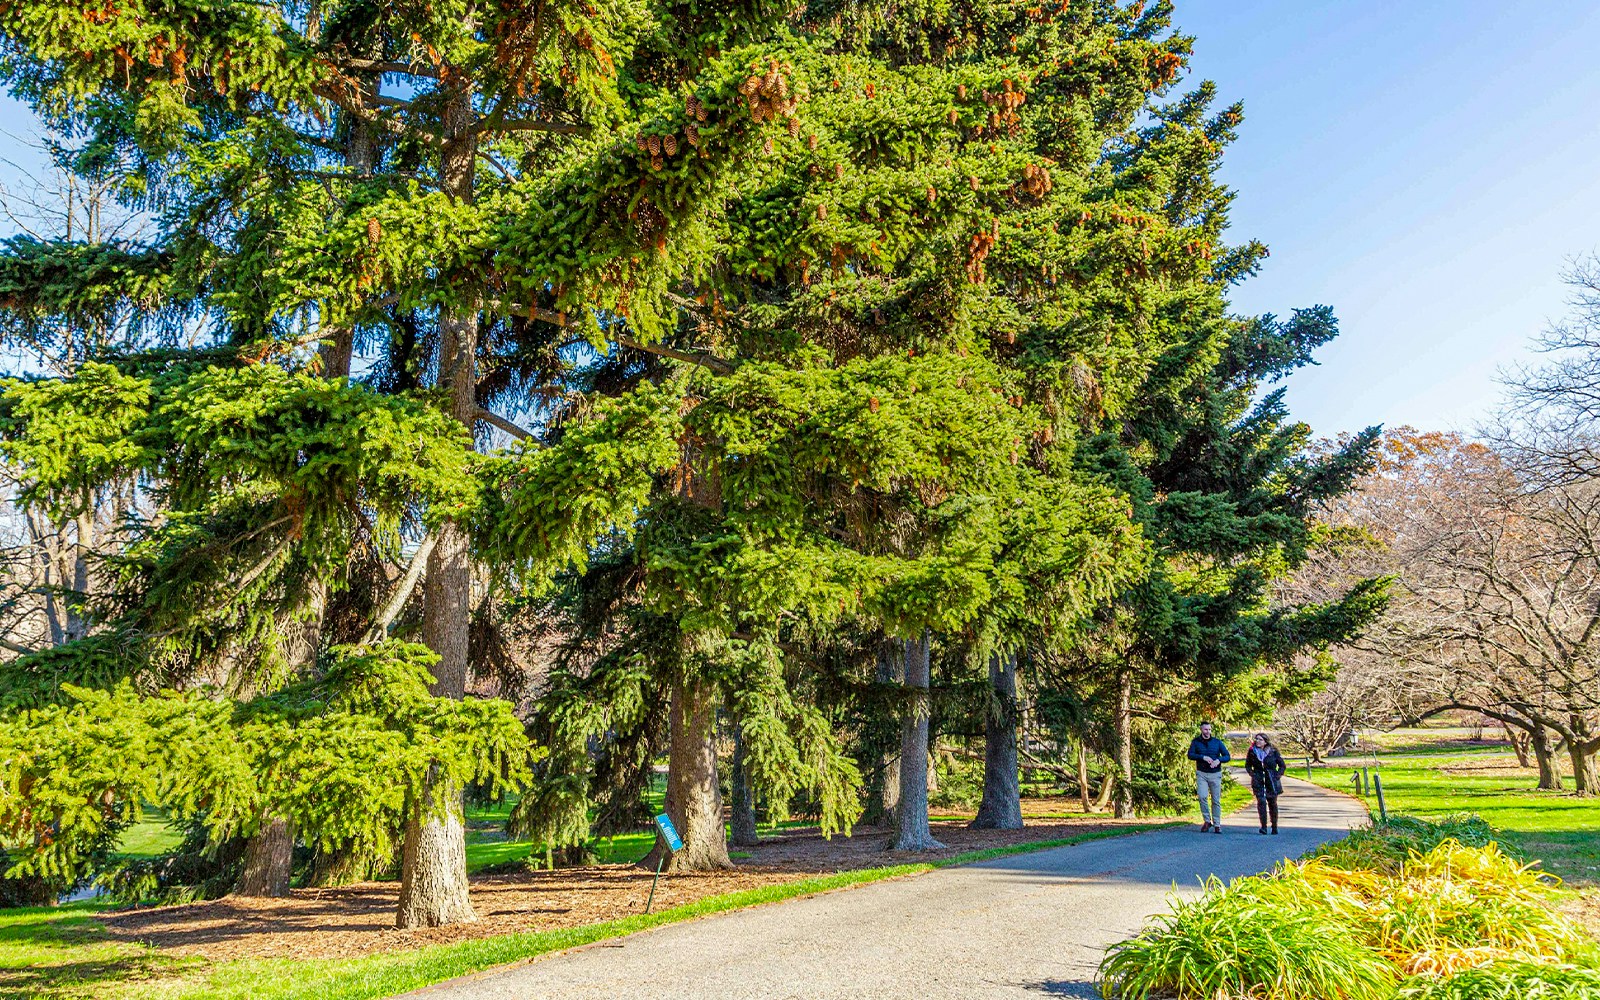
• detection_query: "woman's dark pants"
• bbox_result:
[1256,792,1278,831]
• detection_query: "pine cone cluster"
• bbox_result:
[979,79,1027,137]
[965,221,999,282]
[738,59,800,126]
[1018,163,1052,198]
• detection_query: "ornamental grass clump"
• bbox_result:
[1396,961,1600,1000]
[1366,840,1582,974]
[1318,815,1499,875]
[1098,874,1397,1000]
[1099,816,1600,1000]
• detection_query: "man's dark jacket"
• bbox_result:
[1187,735,1231,773]
[1245,746,1287,797]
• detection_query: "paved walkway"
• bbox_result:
[411,777,1368,1000]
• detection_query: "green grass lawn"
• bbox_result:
[113,809,186,860]
[1304,746,1600,885]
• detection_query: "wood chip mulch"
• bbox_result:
[97,812,1151,961]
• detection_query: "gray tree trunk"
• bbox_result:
[398,88,479,930]
[1567,720,1598,797]
[873,640,904,828]
[893,633,945,851]
[396,775,476,927]
[1507,727,1532,768]
[648,677,733,871]
[730,718,759,847]
[1532,724,1564,791]
[1113,668,1135,819]
[1076,741,1092,813]
[970,650,1022,830]
[234,815,294,897]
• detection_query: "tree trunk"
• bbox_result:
[1568,743,1597,797]
[1113,667,1135,819]
[1093,768,1115,812]
[396,774,476,928]
[970,650,1022,830]
[65,508,93,642]
[1508,727,1532,768]
[648,676,732,871]
[1076,742,1092,813]
[1567,719,1598,797]
[879,640,905,828]
[894,633,945,851]
[1532,723,1564,791]
[234,815,294,897]
[730,717,759,847]
[398,88,480,930]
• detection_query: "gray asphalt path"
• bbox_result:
[410,777,1367,1000]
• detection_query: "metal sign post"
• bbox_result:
[645,813,684,914]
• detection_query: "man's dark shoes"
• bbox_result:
[1213,825,1222,834]
[1260,827,1268,835]
[1200,821,1212,833]
[1271,827,1279,835]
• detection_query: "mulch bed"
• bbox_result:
[98,814,1148,961]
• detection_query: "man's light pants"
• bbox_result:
[1196,770,1223,825]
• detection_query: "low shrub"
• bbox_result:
[1396,961,1600,1000]
[1099,875,1397,1000]
[1098,815,1600,1000]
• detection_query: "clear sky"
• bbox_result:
[2,3,1597,436]
[1174,0,1600,436]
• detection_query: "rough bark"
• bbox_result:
[396,775,476,928]
[970,650,1023,830]
[1567,721,1598,797]
[233,815,294,898]
[1532,723,1564,791]
[1113,667,1135,819]
[730,718,759,847]
[398,87,479,930]
[893,633,945,851]
[647,677,733,871]
[1508,727,1532,768]
[872,640,904,828]
[1076,742,1092,813]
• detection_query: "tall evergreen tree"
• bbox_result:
[0,0,806,922]
[1067,302,1388,817]
[524,1,1250,863]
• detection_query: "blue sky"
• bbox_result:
[2,2,1598,436]
[1175,0,1600,436]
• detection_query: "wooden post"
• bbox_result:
[1373,773,1388,823]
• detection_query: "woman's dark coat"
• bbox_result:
[1244,746,1286,798]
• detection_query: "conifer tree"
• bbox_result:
[523,1,1246,863]
[1069,302,1389,817]
[1,0,806,922]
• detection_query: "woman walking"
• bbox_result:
[1244,732,1286,834]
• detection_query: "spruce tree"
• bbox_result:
[1,0,804,922]
[1067,302,1389,817]
[525,1,1245,862]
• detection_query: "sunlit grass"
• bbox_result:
[1305,749,1600,885]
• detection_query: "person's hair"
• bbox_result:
[1199,721,1214,729]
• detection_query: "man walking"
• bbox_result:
[1187,721,1230,833]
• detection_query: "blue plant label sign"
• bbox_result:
[654,812,684,853]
